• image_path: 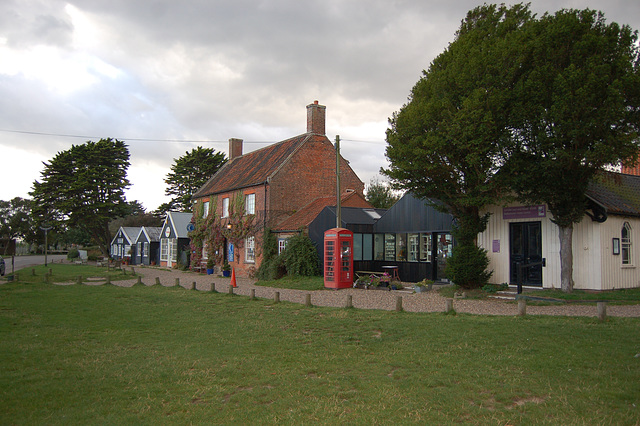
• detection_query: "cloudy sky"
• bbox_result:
[1,0,638,211]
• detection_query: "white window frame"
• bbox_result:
[203,201,210,218]
[170,238,178,263]
[222,197,229,218]
[245,193,255,215]
[143,242,149,258]
[622,222,632,266]
[161,239,169,261]
[245,236,255,263]
[278,239,287,254]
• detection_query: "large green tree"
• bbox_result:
[158,147,227,214]
[0,197,33,254]
[384,4,532,288]
[30,138,131,255]
[365,177,400,209]
[505,9,640,292]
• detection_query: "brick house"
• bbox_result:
[191,101,366,277]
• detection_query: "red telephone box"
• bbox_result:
[324,228,354,289]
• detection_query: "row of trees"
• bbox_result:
[385,4,640,292]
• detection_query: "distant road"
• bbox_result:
[2,255,67,274]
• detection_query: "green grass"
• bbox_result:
[8,263,137,284]
[255,274,325,291]
[0,281,639,424]
[533,287,640,303]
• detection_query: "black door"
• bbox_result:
[509,222,542,286]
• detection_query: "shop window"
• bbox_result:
[353,234,363,261]
[396,233,407,261]
[384,233,396,261]
[420,233,432,262]
[408,234,419,262]
[362,234,373,261]
[622,222,632,265]
[374,234,384,260]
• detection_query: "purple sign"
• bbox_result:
[492,239,500,253]
[503,205,546,220]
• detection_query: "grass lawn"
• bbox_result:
[11,263,138,284]
[0,281,639,424]
[255,275,326,291]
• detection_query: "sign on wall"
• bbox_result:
[503,205,546,220]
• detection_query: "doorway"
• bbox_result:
[509,222,543,286]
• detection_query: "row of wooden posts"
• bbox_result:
[21,268,610,321]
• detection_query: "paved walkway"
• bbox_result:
[68,266,640,318]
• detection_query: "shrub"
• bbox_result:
[281,233,320,277]
[67,248,79,259]
[444,244,493,290]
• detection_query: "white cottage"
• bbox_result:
[479,172,640,291]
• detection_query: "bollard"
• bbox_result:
[42,274,48,283]
[518,299,527,316]
[445,298,454,313]
[597,301,607,322]
[345,294,353,309]
[49,268,52,276]
[76,275,82,285]
[250,288,255,299]
[210,282,217,293]
[190,281,196,290]
[395,296,403,312]
[137,276,142,285]
[305,293,312,307]
[106,275,111,285]
[175,278,180,287]
[274,291,280,303]
[228,284,234,295]
[32,268,36,276]
[155,277,160,286]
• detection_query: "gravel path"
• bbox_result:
[72,266,640,318]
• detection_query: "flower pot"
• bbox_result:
[206,268,214,275]
[222,270,231,277]
[414,286,426,293]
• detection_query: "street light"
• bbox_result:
[40,225,52,266]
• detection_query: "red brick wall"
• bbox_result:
[268,135,365,228]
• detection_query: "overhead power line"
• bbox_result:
[0,128,385,145]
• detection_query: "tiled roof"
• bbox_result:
[587,172,640,217]
[193,133,316,198]
[273,192,374,231]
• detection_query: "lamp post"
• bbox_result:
[40,225,52,266]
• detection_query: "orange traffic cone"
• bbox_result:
[230,267,237,287]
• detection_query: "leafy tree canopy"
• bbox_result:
[30,138,131,255]
[159,147,227,214]
[365,177,400,209]
[0,197,33,254]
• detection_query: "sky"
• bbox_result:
[1,1,638,212]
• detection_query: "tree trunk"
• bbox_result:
[558,224,574,293]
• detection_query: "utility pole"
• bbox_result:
[335,135,341,228]
[40,225,52,266]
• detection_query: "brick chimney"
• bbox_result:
[306,100,326,135]
[229,138,243,160]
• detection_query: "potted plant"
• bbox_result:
[414,279,434,293]
[222,262,231,277]
[206,258,214,275]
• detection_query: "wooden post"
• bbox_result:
[250,288,255,299]
[274,291,280,303]
[175,278,179,287]
[48,268,52,275]
[518,299,527,316]
[210,282,217,293]
[32,268,36,276]
[106,275,111,285]
[445,298,454,313]
[137,276,142,285]
[395,296,403,312]
[305,293,312,307]
[155,277,160,286]
[76,275,82,285]
[131,267,135,276]
[190,281,196,290]
[597,301,607,322]
[345,294,353,308]
[228,284,234,295]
